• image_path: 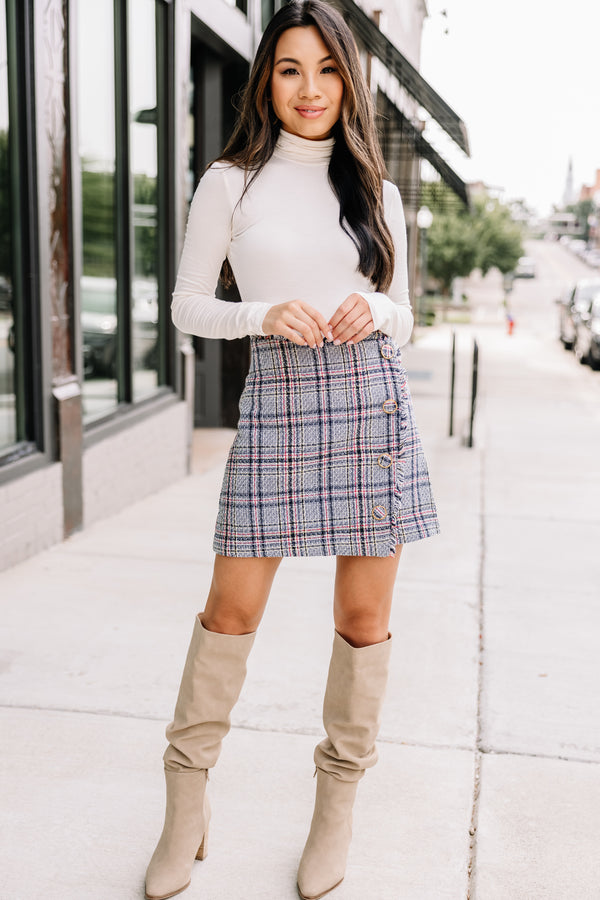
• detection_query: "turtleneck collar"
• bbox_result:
[273,128,334,165]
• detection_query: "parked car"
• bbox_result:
[584,248,600,269]
[568,239,587,257]
[0,275,11,313]
[81,275,158,377]
[81,276,118,377]
[514,256,536,278]
[573,295,600,369]
[557,278,600,350]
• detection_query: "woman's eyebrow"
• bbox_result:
[274,55,333,66]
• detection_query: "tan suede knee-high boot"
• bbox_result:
[297,630,392,900]
[145,615,256,900]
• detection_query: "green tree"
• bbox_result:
[427,212,478,295]
[81,165,116,277]
[0,130,11,279]
[133,172,157,279]
[567,199,594,242]
[80,165,158,279]
[420,181,524,294]
[473,196,523,276]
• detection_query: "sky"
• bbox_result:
[419,0,600,217]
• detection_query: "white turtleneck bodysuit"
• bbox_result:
[171,130,413,346]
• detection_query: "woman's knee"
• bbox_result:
[334,607,390,647]
[202,555,282,634]
[201,607,262,635]
[333,554,400,646]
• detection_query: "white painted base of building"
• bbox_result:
[0,401,189,572]
[0,463,64,571]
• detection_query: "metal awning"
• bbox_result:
[408,120,470,207]
[332,0,470,157]
[379,95,470,207]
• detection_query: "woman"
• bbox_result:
[145,2,439,898]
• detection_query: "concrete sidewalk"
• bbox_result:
[1,250,600,899]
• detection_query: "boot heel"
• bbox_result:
[196,825,209,861]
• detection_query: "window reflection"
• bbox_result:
[78,0,118,422]
[129,0,159,401]
[0,5,15,451]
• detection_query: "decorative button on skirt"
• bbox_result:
[213,332,440,557]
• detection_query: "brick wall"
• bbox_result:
[83,401,189,526]
[0,463,64,571]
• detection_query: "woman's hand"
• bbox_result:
[329,293,374,345]
[262,300,333,348]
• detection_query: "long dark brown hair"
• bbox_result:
[218,0,394,292]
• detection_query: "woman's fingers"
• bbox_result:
[263,301,333,347]
[262,297,375,348]
[303,304,334,343]
[346,318,375,345]
[288,314,323,346]
[337,313,374,345]
[328,293,360,333]
[329,294,374,344]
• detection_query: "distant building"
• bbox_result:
[579,169,600,205]
[468,181,505,202]
[562,157,576,208]
[547,212,583,238]
[0,0,468,571]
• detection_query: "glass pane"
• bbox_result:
[78,0,119,423]
[129,0,159,401]
[0,5,16,451]
[223,0,249,13]
[262,0,275,29]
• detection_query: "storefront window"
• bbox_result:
[262,0,284,29]
[0,4,15,451]
[129,0,159,402]
[77,1,118,423]
[224,0,249,14]
[75,0,170,423]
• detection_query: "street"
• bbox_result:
[1,237,599,899]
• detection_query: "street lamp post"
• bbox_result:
[416,205,433,327]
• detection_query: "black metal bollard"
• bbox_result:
[467,339,479,449]
[449,331,456,437]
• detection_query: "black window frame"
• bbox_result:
[80,0,176,432]
[0,0,42,471]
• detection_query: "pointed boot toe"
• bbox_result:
[145,770,210,900]
[297,771,357,900]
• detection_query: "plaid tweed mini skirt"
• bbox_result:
[213,331,440,557]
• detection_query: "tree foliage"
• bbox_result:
[0,130,12,279]
[81,168,116,277]
[427,213,477,295]
[80,164,157,278]
[420,181,524,294]
[566,199,594,242]
[473,196,523,277]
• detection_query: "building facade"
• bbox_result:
[0,0,467,571]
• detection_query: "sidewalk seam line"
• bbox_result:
[466,437,486,900]
[1,703,599,763]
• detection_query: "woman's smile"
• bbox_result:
[270,25,344,140]
[295,105,326,118]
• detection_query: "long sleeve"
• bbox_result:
[171,165,271,340]
[358,182,414,347]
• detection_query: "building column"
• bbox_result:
[40,0,83,536]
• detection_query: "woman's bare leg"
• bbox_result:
[297,549,402,898]
[201,554,282,634]
[333,549,402,647]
